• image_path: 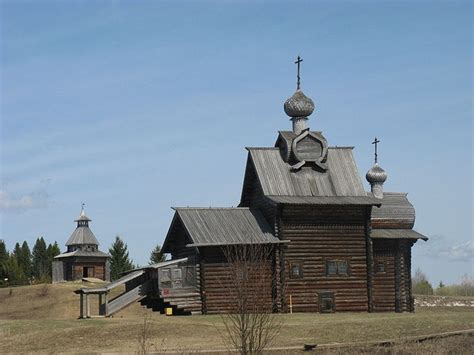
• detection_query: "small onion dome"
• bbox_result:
[366,163,388,184]
[284,90,315,118]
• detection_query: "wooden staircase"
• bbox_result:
[76,258,201,318]
[140,291,202,315]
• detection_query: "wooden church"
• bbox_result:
[160,57,427,314]
[77,57,427,317]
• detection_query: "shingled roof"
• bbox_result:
[66,225,100,246]
[371,192,416,228]
[54,249,109,258]
[163,208,283,251]
[244,147,369,198]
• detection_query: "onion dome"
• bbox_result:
[284,90,315,118]
[366,163,388,184]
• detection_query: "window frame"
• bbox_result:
[375,260,386,274]
[289,262,304,279]
[325,259,350,277]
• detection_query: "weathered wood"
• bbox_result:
[365,206,374,312]
[281,205,369,313]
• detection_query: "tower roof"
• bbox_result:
[66,206,99,246]
[66,227,99,246]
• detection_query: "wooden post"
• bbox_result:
[86,294,90,318]
[395,240,402,313]
[407,242,414,312]
[99,293,103,316]
[365,206,374,312]
[79,293,84,319]
[104,292,109,317]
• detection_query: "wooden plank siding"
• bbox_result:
[280,205,369,312]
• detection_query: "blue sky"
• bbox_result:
[1,0,472,284]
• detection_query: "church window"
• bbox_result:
[375,260,386,273]
[326,260,349,276]
[289,262,303,279]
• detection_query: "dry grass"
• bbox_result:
[313,333,474,354]
[0,284,473,353]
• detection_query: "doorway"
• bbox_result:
[319,292,335,313]
[83,267,95,278]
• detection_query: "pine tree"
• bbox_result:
[12,242,27,284]
[109,235,134,281]
[20,241,32,280]
[32,237,48,281]
[0,240,9,283]
[149,244,167,264]
[46,242,61,277]
[51,242,61,257]
[6,252,25,285]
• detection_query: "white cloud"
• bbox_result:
[436,240,474,262]
[0,190,49,213]
[422,234,474,262]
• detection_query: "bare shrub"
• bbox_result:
[137,312,153,355]
[220,243,284,355]
[412,268,433,295]
[434,274,474,297]
[37,283,49,297]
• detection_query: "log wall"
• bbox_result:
[372,239,414,312]
[280,205,369,312]
[200,246,274,314]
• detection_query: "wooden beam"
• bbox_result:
[104,292,109,316]
[79,293,84,319]
[395,240,401,313]
[86,294,90,318]
[365,206,374,313]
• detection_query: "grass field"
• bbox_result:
[0,283,473,353]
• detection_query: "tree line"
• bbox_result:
[412,268,474,297]
[0,236,167,286]
[0,237,60,286]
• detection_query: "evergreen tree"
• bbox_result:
[12,242,27,284]
[32,237,48,280]
[51,241,61,257]
[0,240,9,283]
[149,244,167,264]
[109,235,133,281]
[6,252,25,285]
[46,242,61,277]
[20,241,32,280]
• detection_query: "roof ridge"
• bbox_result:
[173,207,251,210]
[245,147,279,151]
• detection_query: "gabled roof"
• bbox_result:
[244,146,368,198]
[371,192,415,228]
[163,208,283,250]
[66,226,100,246]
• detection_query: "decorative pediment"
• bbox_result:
[291,130,328,171]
